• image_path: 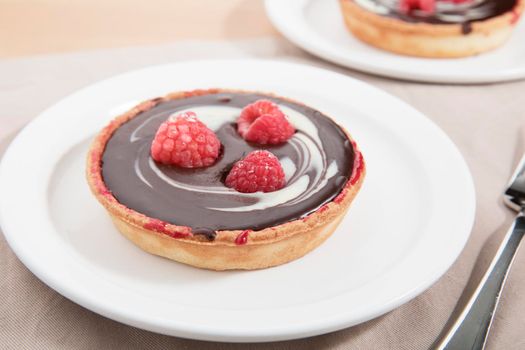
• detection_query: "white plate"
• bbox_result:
[0,60,475,342]
[265,0,525,83]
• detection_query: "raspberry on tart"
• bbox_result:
[225,150,286,193]
[150,111,221,168]
[339,0,525,58]
[237,99,295,145]
[400,0,435,13]
[86,89,365,270]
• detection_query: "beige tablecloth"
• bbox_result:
[1,38,525,349]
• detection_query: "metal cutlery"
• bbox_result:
[433,153,525,349]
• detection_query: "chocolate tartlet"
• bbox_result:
[339,0,524,58]
[86,89,365,270]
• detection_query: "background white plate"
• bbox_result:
[0,60,475,342]
[265,0,525,84]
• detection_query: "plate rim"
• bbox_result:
[265,0,525,84]
[0,59,476,342]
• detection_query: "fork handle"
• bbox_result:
[434,214,525,350]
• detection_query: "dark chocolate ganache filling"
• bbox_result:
[354,0,517,32]
[102,92,354,232]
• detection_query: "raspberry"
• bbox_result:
[400,0,435,13]
[237,100,295,145]
[150,111,221,168]
[418,0,435,12]
[225,150,286,193]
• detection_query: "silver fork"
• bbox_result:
[433,153,525,350]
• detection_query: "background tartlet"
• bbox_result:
[339,0,525,58]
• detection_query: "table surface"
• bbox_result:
[0,0,276,58]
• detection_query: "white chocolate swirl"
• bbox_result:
[356,0,509,23]
[131,105,338,212]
